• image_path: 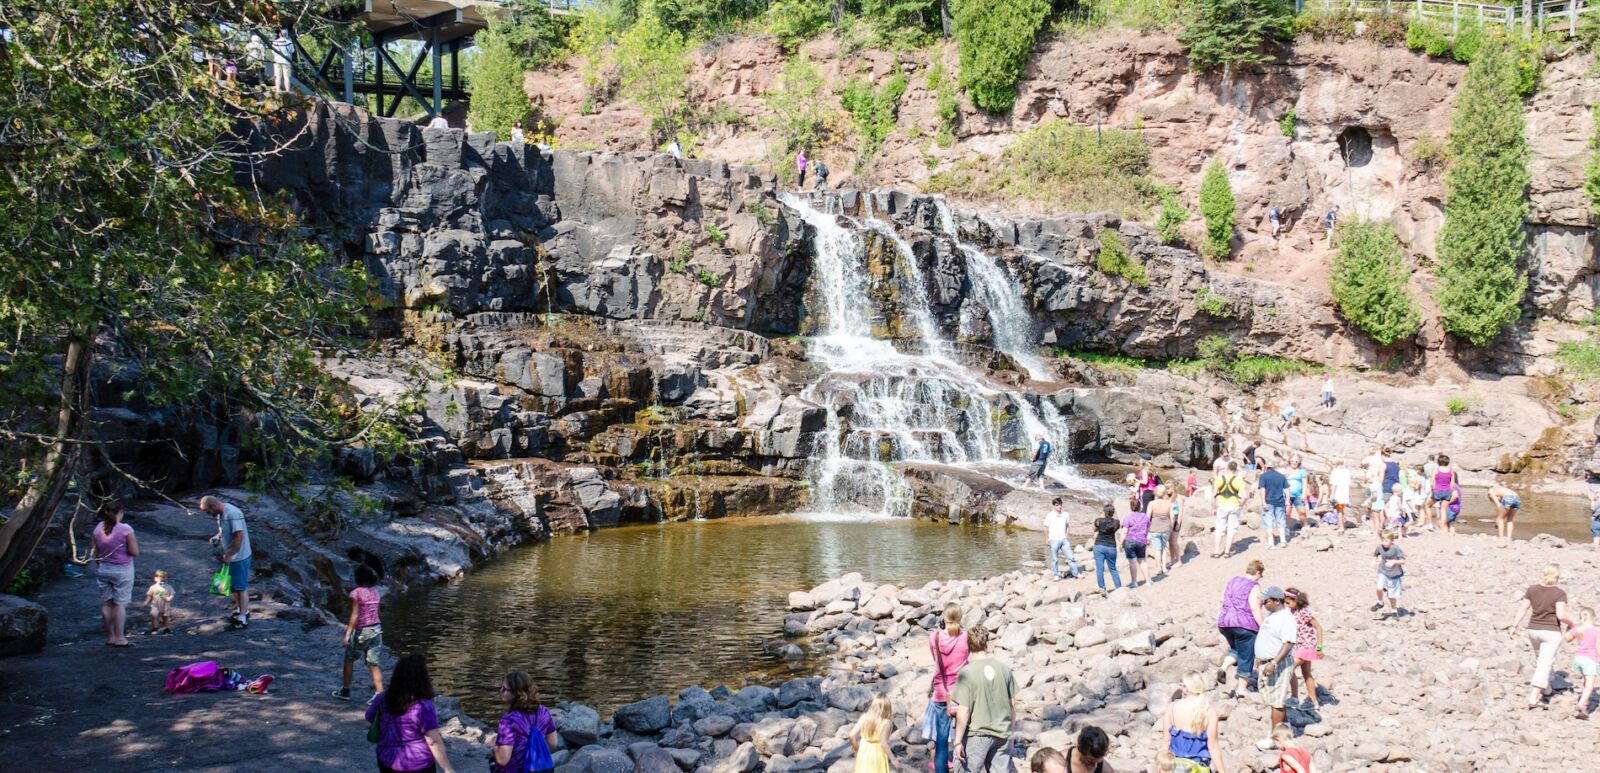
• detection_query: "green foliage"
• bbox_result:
[1587,104,1600,217]
[650,0,766,38]
[1434,38,1530,347]
[1446,396,1470,415]
[1051,347,1152,371]
[765,0,833,50]
[1404,21,1542,96]
[1329,221,1421,346]
[1279,106,1296,138]
[743,201,778,226]
[0,1,409,527]
[1225,356,1322,386]
[3,569,44,597]
[861,0,941,47]
[1151,184,1188,245]
[1556,340,1600,380]
[1194,287,1231,317]
[1196,334,1234,362]
[1198,158,1236,258]
[1095,229,1150,287]
[924,121,1158,218]
[669,256,689,273]
[762,57,827,179]
[1451,22,1483,63]
[839,72,908,166]
[697,269,723,288]
[1054,0,1193,32]
[1412,134,1448,170]
[705,222,727,244]
[1293,9,1406,44]
[1178,0,1291,73]
[468,0,567,139]
[928,60,960,148]
[952,0,1052,113]
[615,11,691,142]
[1406,20,1450,56]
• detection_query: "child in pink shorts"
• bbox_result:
[1286,587,1324,707]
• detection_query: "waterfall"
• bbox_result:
[933,199,1050,380]
[781,193,1115,516]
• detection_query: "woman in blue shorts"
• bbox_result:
[1489,485,1520,543]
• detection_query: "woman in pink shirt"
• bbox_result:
[928,603,968,773]
[90,500,140,647]
[334,563,385,700]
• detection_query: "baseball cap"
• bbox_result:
[1262,586,1286,601]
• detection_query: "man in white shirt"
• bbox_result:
[1328,458,1353,533]
[427,113,449,130]
[1252,586,1297,750]
[1043,498,1080,580]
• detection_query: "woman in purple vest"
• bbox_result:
[1216,559,1265,691]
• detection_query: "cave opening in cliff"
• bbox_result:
[1338,126,1374,167]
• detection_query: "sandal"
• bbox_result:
[106,641,135,648]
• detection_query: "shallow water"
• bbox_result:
[1452,488,1594,543]
[384,513,1036,716]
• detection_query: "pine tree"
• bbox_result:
[468,28,530,141]
[1178,0,1292,73]
[1198,158,1236,258]
[951,0,1050,113]
[1329,221,1421,346]
[1434,38,1529,347]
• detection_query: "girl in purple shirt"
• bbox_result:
[492,671,559,773]
[366,654,456,773]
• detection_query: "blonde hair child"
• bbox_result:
[1272,724,1311,772]
[144,569,175,635]
[849,695,895,773]
[1566,606,1598,718]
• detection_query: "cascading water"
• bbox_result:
[934,199,1050,380]
[782,192,1113,516]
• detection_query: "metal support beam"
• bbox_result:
[430,27,443,116]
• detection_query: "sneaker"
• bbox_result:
[228,615,249,630]
[1369,603,1384,612]
[332,688,352,701]
[1255,737,1276,752]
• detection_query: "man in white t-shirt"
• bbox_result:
[1253,586,1297,750]
[1043,498,1080,580]
[427,113,449,130]
[1328,459,1353,532]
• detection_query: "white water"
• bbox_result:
[934,199,1051,380]
[781,192,1116,515]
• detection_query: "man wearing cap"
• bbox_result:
[1252,586,1297,751]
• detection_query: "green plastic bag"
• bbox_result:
[210,566,231,596]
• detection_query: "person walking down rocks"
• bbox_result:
[1285,456,1311,535]
[1024,434,1054,489]
[1044,498,1082,580]
[1250,586,1296,752]
[929,603,970,773]
[1372,531,1405,618]
[1092,504,1123,592]
[1122,505,1152,589]
[334,564,385,701]
[1566,606,1598,718]
[1508,564,1571,710]
[849,695,896,773]
[90,500,139,647]
[951,625,1018,773]
[1211,462,1250,559]
[366,654,457,773]
[1160,672,1227,773]
[1488,484,1521,543]
[1064,726,1117,773]
[491,671,557,773]
[1147,486,1176,578]
[1284,588,1324,707]
[1216,560,1266,692]
[1320,374,1334,409]
[815,160,830,190]
[199,495,252,629]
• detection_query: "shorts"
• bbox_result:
[1244,463,1258,472]
[1026,460,1048,480]
[1215,505,1241,535]
[1149,532,1171,557]
[1124,542,1148,560]
[1293,645,1322,662]
[1430,490,1452,502]
[1289,495,1306,509]
[344,624,384,665]
[1259,659,1291,709]
[1263,504,1287,531]
[1500,494,1521,510]
[1376,573,1403,599]
[228,556,252,592]
[96,562,135,606]
[1591,518,1600,538]
[1575,656,1599,677]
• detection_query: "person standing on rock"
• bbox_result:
[1284,588,1324,708]
[930,603,970,773]
[1024,434,1053,489]
[1044,498,1082,581]
[1320,374,1334,409]
[1371,531,1405,618]
[950,625,1017,773]
[90,500,140,647]
[1160,672,1226,773]
[1428,455,1459,533]
[1258,460,1289,551]
[1136,461,1160,511]
[1211,462,1250,559]
[1566,606,1597,718]
[1216,560,1265,692]
[491,671,557,773]
[1122,503,1152,589]
[1091,504,1123,592]
[1327,458,1352,534]
[366,654,457,773]
[199,495,252,629]
[1285,456,1311,536]
[334,564,385,701]
[1147,485,1176,577]
[1488,484,1521,543]
[815,160,830,190]
[1250,586,1296,752]
[796,148,808,188]
[849,694,896,773]
[1507,563,1570,710]
[1588,489,1600,550]
[1360,447,1386,540]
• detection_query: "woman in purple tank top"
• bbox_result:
[1428,454,1459,530]
[1216,560,1265,690]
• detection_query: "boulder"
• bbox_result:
[632,746,680,773]
[788,591,817,611]
[777,677,823,709]
[714,742,759,773]
[694,715,737,738]
[557,703,603,747]
[825,685,873,712]
[749,717,794,756]
[673,685,717,723]
[860,595,895,620]
[614,695,672,734]
[574,746,634,773]
[1073,626,1109,648]
[1113,631,1155,656]
[0,594,46,658]
[732,685,777,712]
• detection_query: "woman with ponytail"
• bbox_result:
[90,500,139,647]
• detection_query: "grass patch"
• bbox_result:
[1194,287,1231,317]
[1555,339,1600,379]
[1224,356,1322,386]
[924,121,1162,219]
[1052,347,1152,371]
[742,201,778,226]
[1095,229,1149,287]
[697,269,723,288]
[1446,396,1470,415]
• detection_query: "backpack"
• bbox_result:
[1216,475,1241,498]
[164,661,224,694]
[816,161,829,179]
[521,711,554,773]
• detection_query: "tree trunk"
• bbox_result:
[0,334,93,589]
[941,0,953,37]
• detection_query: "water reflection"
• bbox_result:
[383,514,1036,716]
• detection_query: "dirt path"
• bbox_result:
[0,501,491,772]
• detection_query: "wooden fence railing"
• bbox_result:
[1298,0,1598,34]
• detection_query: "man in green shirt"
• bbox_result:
[951,625,1017,773]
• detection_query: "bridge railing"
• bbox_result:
[1298,0,1598,34]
